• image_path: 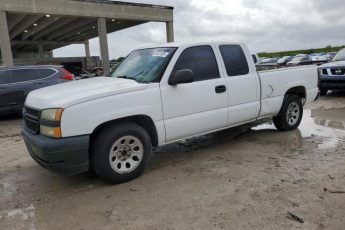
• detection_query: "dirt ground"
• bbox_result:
[1,92,345,230]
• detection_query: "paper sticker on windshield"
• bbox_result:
[152,51,169,58]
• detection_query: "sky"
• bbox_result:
[53,0,345,59]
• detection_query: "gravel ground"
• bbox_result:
[1,92,345,230]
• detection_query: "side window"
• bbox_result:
[39,69,56,78]
[0,70,9,84]
[172,46,219,82]
[10,69,41,83]
[219,45,249,76]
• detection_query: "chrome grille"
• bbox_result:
[331,68,345,76]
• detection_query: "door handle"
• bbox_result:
[34,82,43,85]
[215,85,226,93]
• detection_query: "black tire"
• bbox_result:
[273,94,303,131]
[92,122,151,184]
[320,89,328,96]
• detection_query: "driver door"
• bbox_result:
[160,45,228,143]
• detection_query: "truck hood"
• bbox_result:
[25,77,148,109]
[319,60,345,68]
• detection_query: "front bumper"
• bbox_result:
[319,75,345,90]
[22,129,90,175]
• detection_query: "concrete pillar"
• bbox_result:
[0,11,14,66]
[166,21,174,43]
[38,44,44,58]
[85,40,90,58]
[97,18,110,76]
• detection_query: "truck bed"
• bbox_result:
[258,65,319,118]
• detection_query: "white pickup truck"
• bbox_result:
[22,42,319,183]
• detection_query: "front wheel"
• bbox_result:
[273,94,303,131]
[92,122,152,184]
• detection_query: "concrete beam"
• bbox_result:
[66,21,145,42]
[32,18,76,40]
[7,14,26,31]
[12,40,85,45]
[56,21,97,41]
[0,11,14,66]
[85,40,90,58]
[46,18,95,41]
[0,0,173,22]
[98,18,110,76]
[10,15,42,39]
[22,16,60,40]
[166,21,174,43]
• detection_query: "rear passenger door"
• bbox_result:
[0,70,13,113]
[160,45,229,142]
[218,44,260,125]
[9,68,48,109]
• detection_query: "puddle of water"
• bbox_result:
[254,109,345,150]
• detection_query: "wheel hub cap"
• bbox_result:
[286,102,300,126]
[109,136,144,174]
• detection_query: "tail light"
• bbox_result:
[61,69,75,80]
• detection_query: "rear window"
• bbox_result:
[0,70,9,84]
[219,45,249,76]
[10,68,54,83]
[39,68,57,78]
[10,69,40,83]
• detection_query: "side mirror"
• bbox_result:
[168,69,195,85]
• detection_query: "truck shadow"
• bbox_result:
[324,90,345,97]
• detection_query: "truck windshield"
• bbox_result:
[331,49,345,62]
[111,47,177,83]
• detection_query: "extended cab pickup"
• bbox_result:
[22,42,319,183]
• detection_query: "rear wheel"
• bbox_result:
[92,122,151,184]
[273,94,303,131]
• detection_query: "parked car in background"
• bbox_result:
[287,56,313,66]
[311,53,331,64]
[0,65,74,116]
[22,41,318,183]
[277,56,293,66]
[63,66,95,79]
[260,58,278,65]
[295,54,309,58]
[328,52,337,59]
[318,48,345,95]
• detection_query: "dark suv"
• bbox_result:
[318,48,345,95]
[0,65,74,116]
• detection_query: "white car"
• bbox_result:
[22,41,319,183]
[311,53,331,64]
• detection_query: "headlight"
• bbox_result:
[40,108,63,138]
[41,108,63,121]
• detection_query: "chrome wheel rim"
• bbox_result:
[109,135,144,174]
[286,102,300,126]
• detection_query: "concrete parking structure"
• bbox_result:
[0,0,174,74]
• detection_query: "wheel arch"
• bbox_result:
[90,115,159,149]
[285,86,306,99]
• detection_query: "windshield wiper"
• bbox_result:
[116,70,147,83]
[117,75,140,82]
